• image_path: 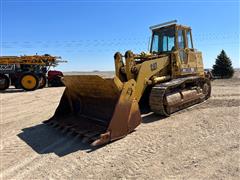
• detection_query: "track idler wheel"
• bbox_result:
[20,72,39,91]
[0,74,10,90]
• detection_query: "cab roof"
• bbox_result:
[150,20,191,31]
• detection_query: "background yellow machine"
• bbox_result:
[46,20,211,146]
[0,54,65,91]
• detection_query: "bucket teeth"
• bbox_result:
[44,120,106,144]
[44,116,107,142]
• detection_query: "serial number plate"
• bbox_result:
[181,67,196,73]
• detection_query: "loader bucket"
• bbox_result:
[47,75,141,146]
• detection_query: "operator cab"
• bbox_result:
[150,20,194,54]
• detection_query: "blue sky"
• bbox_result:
[1,0,239,71]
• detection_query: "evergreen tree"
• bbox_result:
[212,50,234,78]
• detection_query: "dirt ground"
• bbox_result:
[0,72,239,179]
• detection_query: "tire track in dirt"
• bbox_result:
[15,104,240,179]
[211,93,240,97]
[1,135,72,179]
[1,88,65,178]
[1,77,239,179]
[17,117,168,178]
[27,125,171,179]
[14,135,87,179]
[1,99,60,125]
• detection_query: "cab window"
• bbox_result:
[177,30,185,49]
[187,30,193,49]
[151,34,159,53]
[151,26,175,53]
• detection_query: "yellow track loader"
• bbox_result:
[45,20,211,146]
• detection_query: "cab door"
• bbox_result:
[177,28,197,75]
[185,29,204,76]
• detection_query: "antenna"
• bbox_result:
[149,20,177,30]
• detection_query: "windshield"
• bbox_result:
[150,26,175,54]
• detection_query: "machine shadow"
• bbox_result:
[140,105,166,123]
[18,123,99,157]
[18,110,165,157]
[141,112,166,123]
